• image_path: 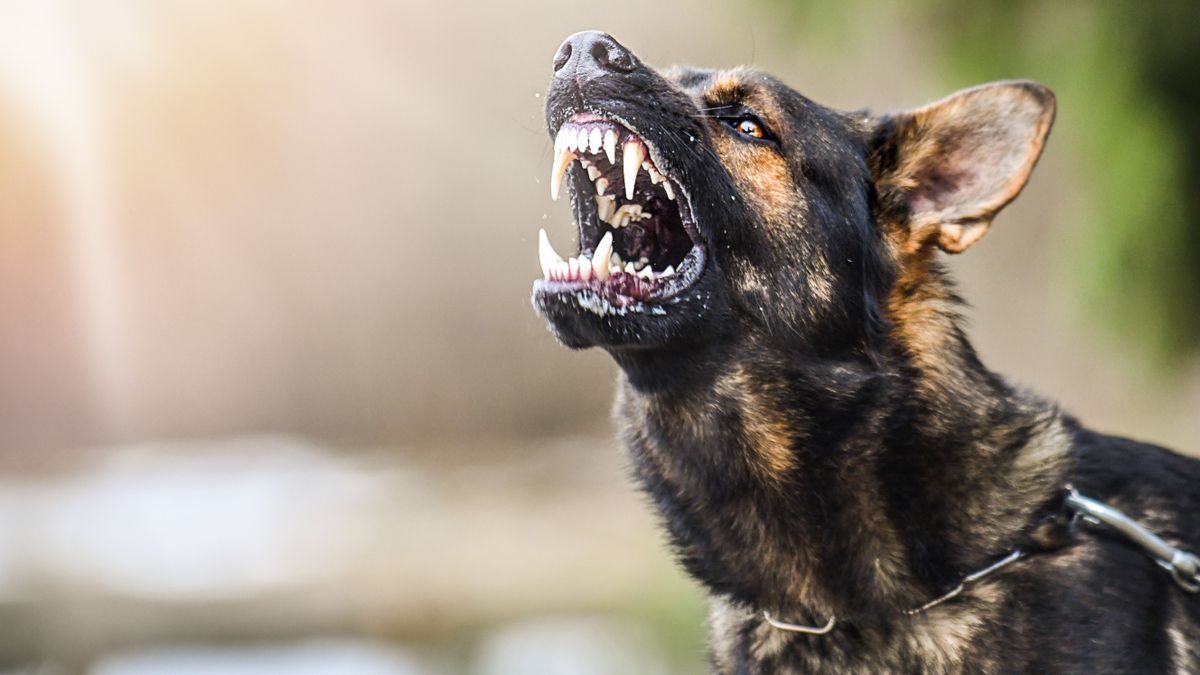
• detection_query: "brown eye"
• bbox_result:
[736,118,764,139]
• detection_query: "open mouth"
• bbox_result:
[537,114,705,306]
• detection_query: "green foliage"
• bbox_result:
[763,0,1200,367]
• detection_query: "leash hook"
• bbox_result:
[1065,486,1200,594]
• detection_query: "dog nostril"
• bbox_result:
[553,42,572,72]
[554,32,637,79]
[591,39,634,73]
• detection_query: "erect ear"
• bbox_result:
[870,81,1056,254]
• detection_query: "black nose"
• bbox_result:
[553,31,637,81]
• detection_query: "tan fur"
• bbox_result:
[1167,593,1199,675]
[714,367,795,479]
[884,249,957,372]
[704,71,799,231]
[904,580,1003,672]
[708,71,748,104]
[882,82,1056,254]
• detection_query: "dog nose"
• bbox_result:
[553,31,637,80]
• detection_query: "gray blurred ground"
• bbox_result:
[0,1,1194,672]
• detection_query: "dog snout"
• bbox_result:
[553,31,638,82]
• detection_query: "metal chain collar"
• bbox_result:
[764,487,1200,636]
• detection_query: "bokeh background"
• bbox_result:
[0,1,1196,673]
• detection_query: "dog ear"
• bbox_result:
[870,81,1055,254]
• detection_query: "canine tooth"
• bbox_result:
[593,231,613,281]
[663,181,675,200]
[589,128,602,155]
[595,177,608,196]
[577,128,590,154]
[550,149,575,200]
[623,140,644,200]
[538,228,564,278]
[603,130,617,164]
[587,165,601,181]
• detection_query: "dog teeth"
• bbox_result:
[538,229,619,284]
[553,123,677,205]
[608,203,648,228]
[593,231,613,281]
[546,123,685,286]
[596,195,616,221]
[644,162,664,185]
[623,140,645,200]
[538,228,565,278]
[549,142,576,200]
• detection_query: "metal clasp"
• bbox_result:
[1065,487,1200,593]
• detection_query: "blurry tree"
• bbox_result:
[767,0,1200,368]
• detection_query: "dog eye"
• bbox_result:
[723,115,771,142]
[735,118,764,138]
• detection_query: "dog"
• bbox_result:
[532,31,1199,673]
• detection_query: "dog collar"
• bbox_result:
[764,487,1200,636]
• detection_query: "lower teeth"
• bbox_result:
[538,228,683,286]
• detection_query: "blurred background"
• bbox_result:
[0,1,1196,673]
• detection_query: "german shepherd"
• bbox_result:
[532,31,1199,673]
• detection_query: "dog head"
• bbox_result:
[533,31,1055,365]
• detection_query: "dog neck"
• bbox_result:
[610,268,1072,624]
